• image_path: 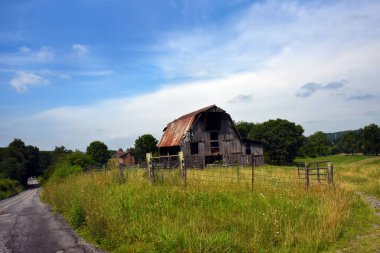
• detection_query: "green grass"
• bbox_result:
[0,178,23,200]
[297,154,380,252]
[295,154,375,165]
[41,155,380,252]
[42,169,353,252]
[297,154,380,198]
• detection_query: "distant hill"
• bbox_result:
[325,130,359,143]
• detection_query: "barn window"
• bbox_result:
[210,131,219,154]
[205,112,222,130]
[210,131,218,140]
[190,142,199,155]
[246,147,251,155]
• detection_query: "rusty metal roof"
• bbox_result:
[158,105,219,147]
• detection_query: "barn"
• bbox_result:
[114,149,136,167]
[157,105,264,167]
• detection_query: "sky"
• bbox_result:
[0,0,379,151]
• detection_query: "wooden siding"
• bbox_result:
[185,113,243,157]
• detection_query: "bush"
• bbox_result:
[0,178,23,200]
[49,163,83,182]
[68,196,85,229]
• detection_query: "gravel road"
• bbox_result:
[0,187,103,253]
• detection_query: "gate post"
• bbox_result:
[179,151,186,188]
[305,163,310,190]
[316,162,321,183]
[251,154,255,191]
[327,162,334,185]
[146,153,154,183]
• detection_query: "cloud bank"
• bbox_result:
[1,0,380,150]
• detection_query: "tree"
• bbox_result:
[0,139,42,185]
[235,121,255,139]
[86,141,111,165]
[339,131,360,155]
[67,151,93,168]
[303,131,330,157]
[248,119,304,165]
[134,134,158,162]
[362,123,380,155]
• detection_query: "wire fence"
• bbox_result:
[141,152,334,191]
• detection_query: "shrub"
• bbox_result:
[49,163,82,182]
[0,178,23,200]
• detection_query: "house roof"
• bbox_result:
[158,105,221,148]
[114,150,134,158]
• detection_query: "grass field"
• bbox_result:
[296,155,380,198]
[41,155,380,252]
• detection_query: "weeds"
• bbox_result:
[0,178,23,200]
[42,167,356,252]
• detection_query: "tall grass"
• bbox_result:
[0,178,23,200]
[296,155,380,198]
[296,155,380,252]
[42,167,354,252]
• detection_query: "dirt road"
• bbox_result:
[0,187,102,253]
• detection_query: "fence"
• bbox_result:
[297,161,334,189]
[145,152,334,190]
[184,154,264,168]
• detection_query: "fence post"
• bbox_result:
[146,153,154,183]
[316,162,320,183]
[251,154,255,191]
[297,163,300,177]
[179,151,186,188]
[327,162,334,185]
[305,163,309,190]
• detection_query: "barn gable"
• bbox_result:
[158,105,264,166]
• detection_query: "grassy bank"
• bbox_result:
[0,178,23,200]
[297,155,380,252]
[42,166,356,252]
[296,155,380,198]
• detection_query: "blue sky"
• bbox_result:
[1,0,380,150]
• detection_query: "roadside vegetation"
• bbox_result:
[42,155,380,252]
[0,178,23,200]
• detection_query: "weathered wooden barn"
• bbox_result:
[158,105,264,167]
[114,149,136,166]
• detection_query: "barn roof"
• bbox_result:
[158,105,222,148]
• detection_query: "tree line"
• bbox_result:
[1,121,379,188]
[236,120,380,165]
[0,136,158,187]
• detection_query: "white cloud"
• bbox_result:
[35,46,55,60]
[75,70,114,76]
[10,72,49,93]
[0,46,55,65]
[19,46,31,53]
[1,0,380,150]
[72,43,90,57]
[155,0,380,80]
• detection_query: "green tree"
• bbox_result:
[248,119,304,165]
[67,151,93,168]
[86,141,111,165]
[339,131,359,155]
[304,131,330,157]
[235,121,255,139]
[5,139,28,184]
[134,134,158,162]
[362,123,380,155]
